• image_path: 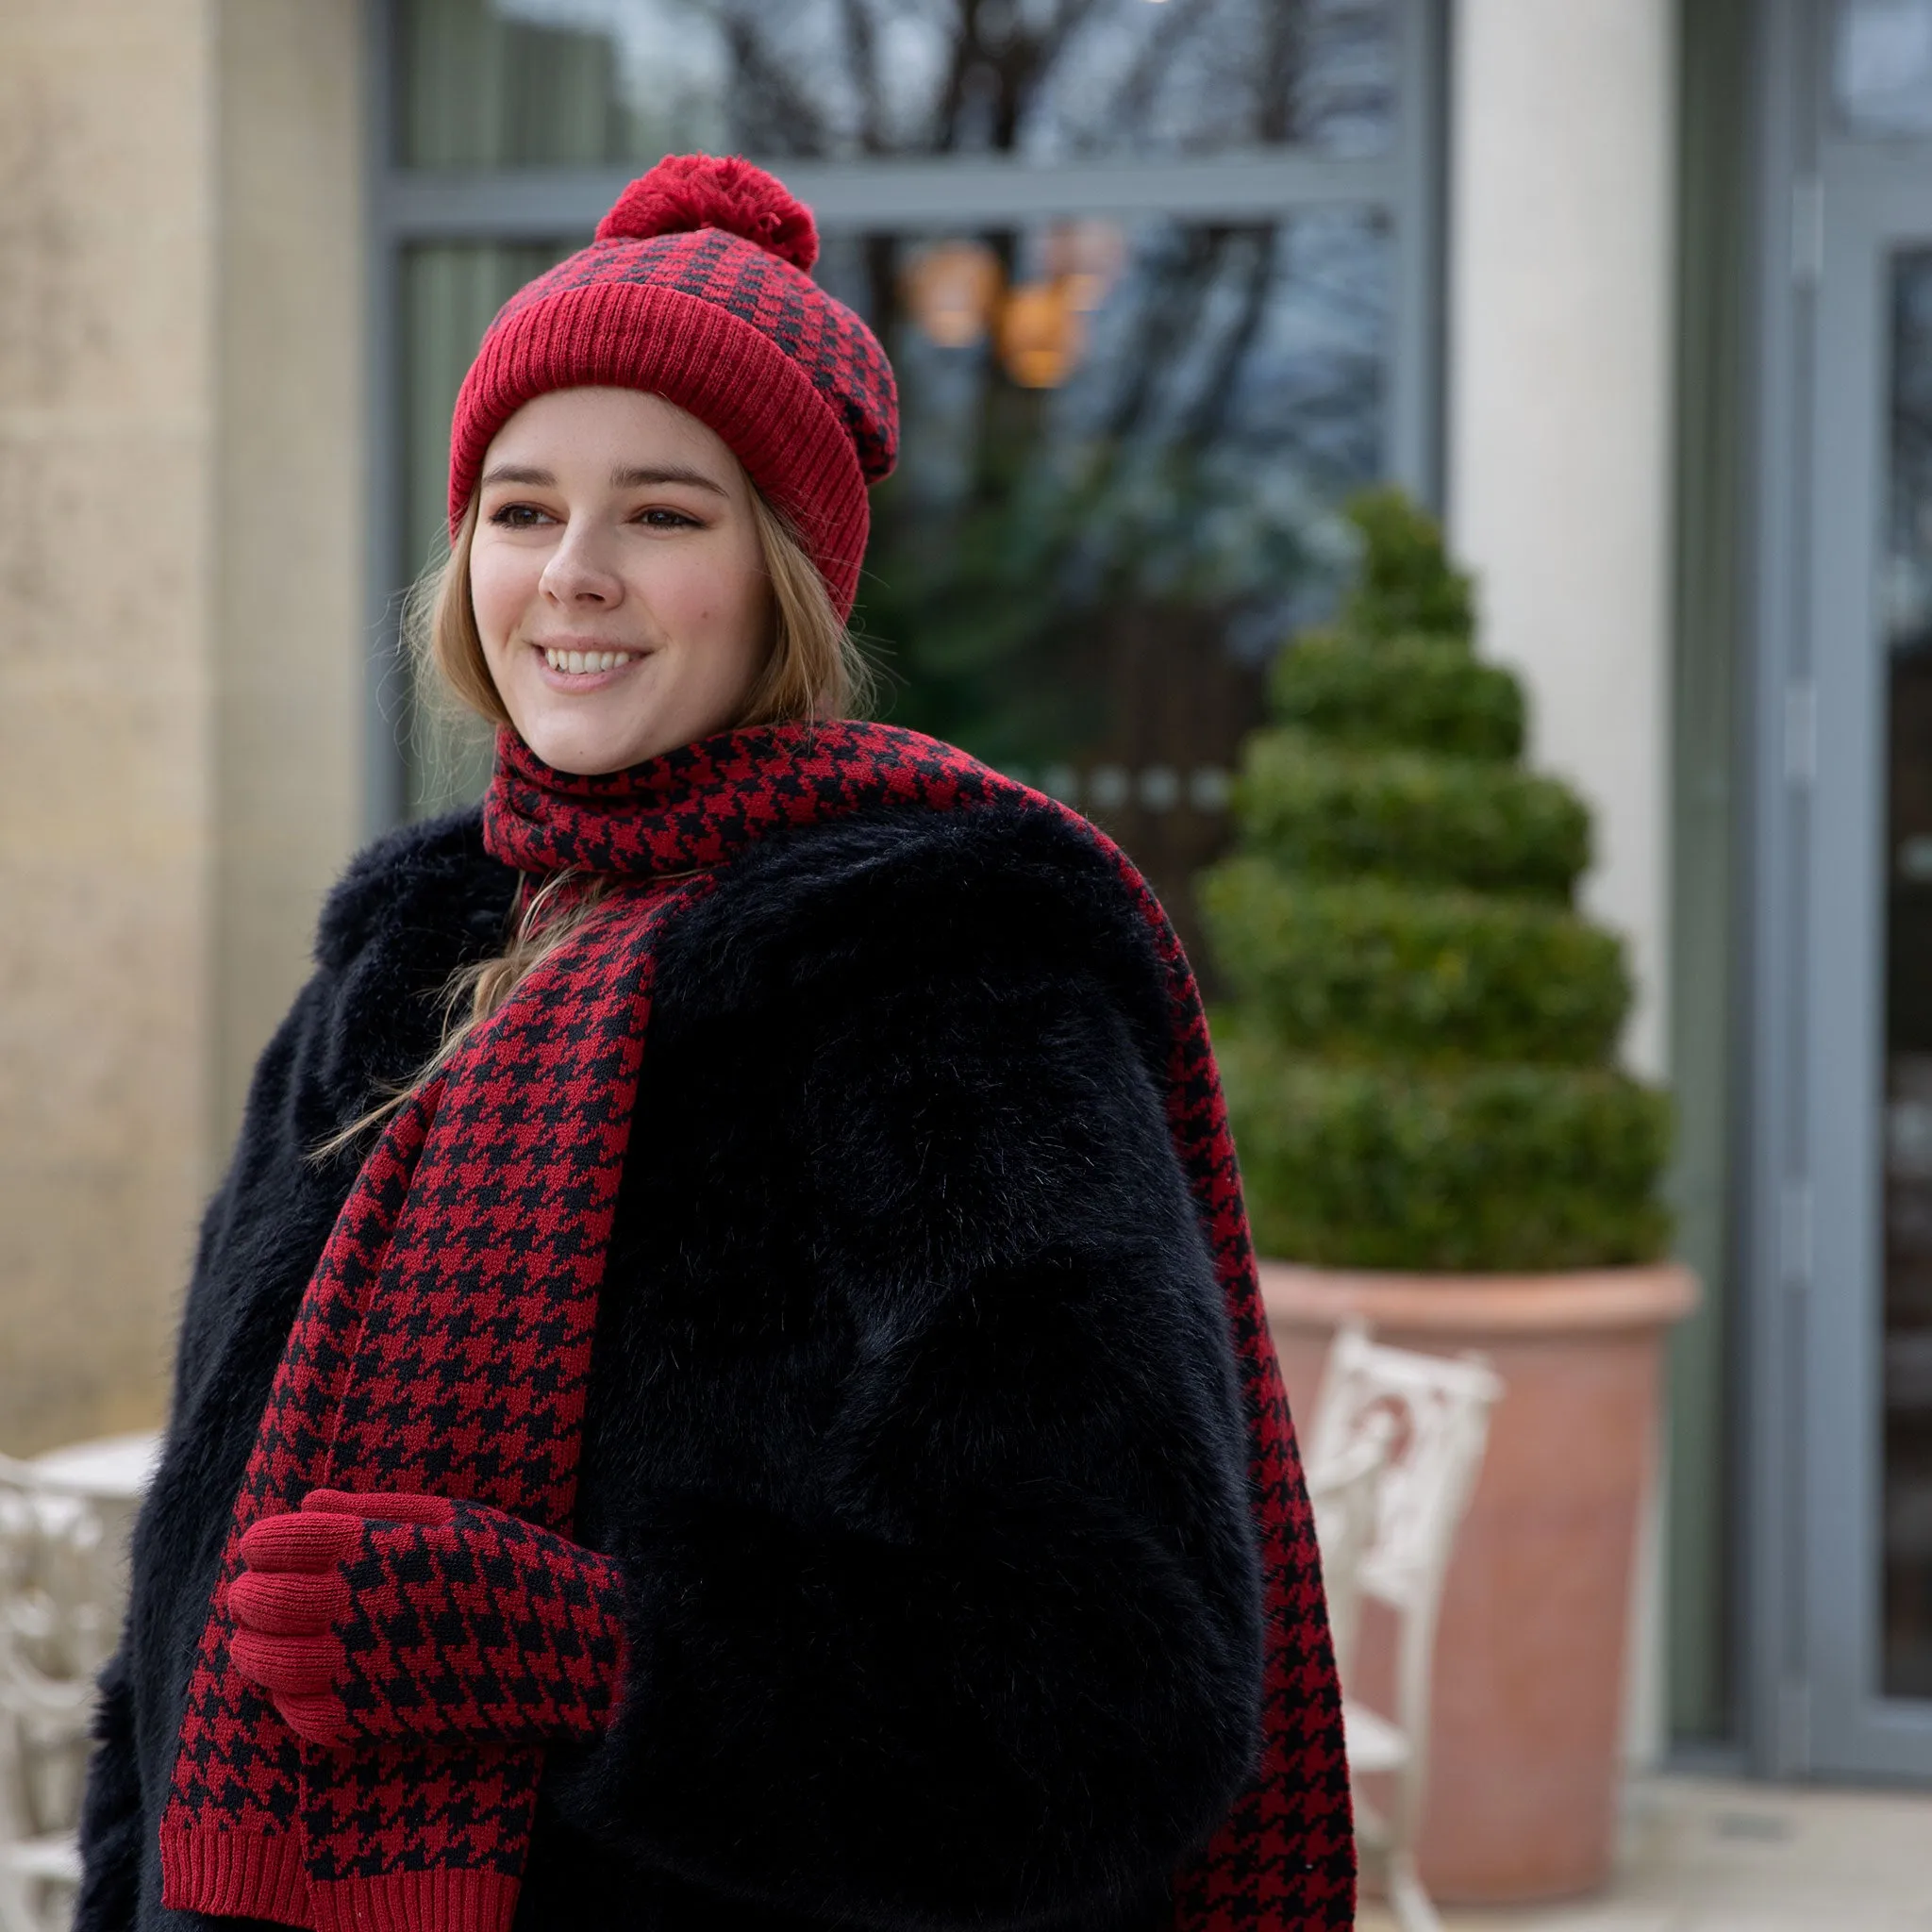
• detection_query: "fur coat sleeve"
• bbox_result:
[77,804,1265,1932]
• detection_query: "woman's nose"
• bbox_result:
[540,525,624,605]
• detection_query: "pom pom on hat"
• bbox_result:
[595,153,819,273]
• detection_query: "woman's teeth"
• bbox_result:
[543,647,632,673]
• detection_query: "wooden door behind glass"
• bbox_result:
[1881,243,1932,1705]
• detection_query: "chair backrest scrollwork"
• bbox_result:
[0,1452,143,1932]
[1305,1324,1503,1627]
[1306,1407,1396,1686]
[1303,1320,1504,1886]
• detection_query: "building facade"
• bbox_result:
[1,0,1926,1782]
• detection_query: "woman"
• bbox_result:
[76,155,1352,1932]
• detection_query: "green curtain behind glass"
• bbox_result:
[400,0,654,167]
[1666,0,1749,1746]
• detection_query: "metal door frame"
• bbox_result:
[1746,0,1932,1779]
[1805,166,1932,1778]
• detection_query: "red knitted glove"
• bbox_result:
[228,1490,628,1751]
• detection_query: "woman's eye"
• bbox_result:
[489,503,552,529]
[635,508,700,530]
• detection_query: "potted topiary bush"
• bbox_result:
[1199,489,1695,1905]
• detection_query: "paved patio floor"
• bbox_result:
[1355,1774,1932,1930]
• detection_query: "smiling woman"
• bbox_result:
[423,388,872,777]
[471,392,770,773]
[78,154,1352,1932]
[446,390,758,773]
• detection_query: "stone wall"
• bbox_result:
[215,2,366,1155]
[0,1,363,1454]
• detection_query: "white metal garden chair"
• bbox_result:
[1303,1324,1503,1932]
[1305,1406,1396,1688]
[0,1440,155,1932]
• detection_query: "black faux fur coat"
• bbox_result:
[77,800,1265,1932]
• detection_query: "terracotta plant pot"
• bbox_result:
[1261,1257,1697,1904]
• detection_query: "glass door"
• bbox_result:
[1803,166,1932,1775]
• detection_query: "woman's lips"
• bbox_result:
[528,641,643,692]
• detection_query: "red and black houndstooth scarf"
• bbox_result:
[160,720,1353,1931]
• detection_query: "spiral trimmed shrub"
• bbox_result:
[1231,737,1591,900]
[1199,489,1672,1272]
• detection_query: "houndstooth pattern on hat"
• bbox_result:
[446,155,897,621]
[492,227,896,487]
[161,721,1354,1932]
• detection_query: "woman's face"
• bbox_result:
[469,387,772,774]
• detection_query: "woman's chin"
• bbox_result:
[515,707,670,776]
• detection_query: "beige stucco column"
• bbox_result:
[214,2,368,1155]
[0,1,363,1452]
[1447,0,1676,1081]
[1446,0,1678,1764]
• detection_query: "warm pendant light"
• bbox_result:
[902,241,1004,348]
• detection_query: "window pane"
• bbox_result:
[1835,0,1932,137]
[395,0,1396,168]
[838,212,1388,948]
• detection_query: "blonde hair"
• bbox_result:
[319,473,873,1158]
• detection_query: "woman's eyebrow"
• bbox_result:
[477,460,730,495]
[610,463,728,496]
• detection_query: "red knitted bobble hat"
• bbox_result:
[447,154,898,619]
